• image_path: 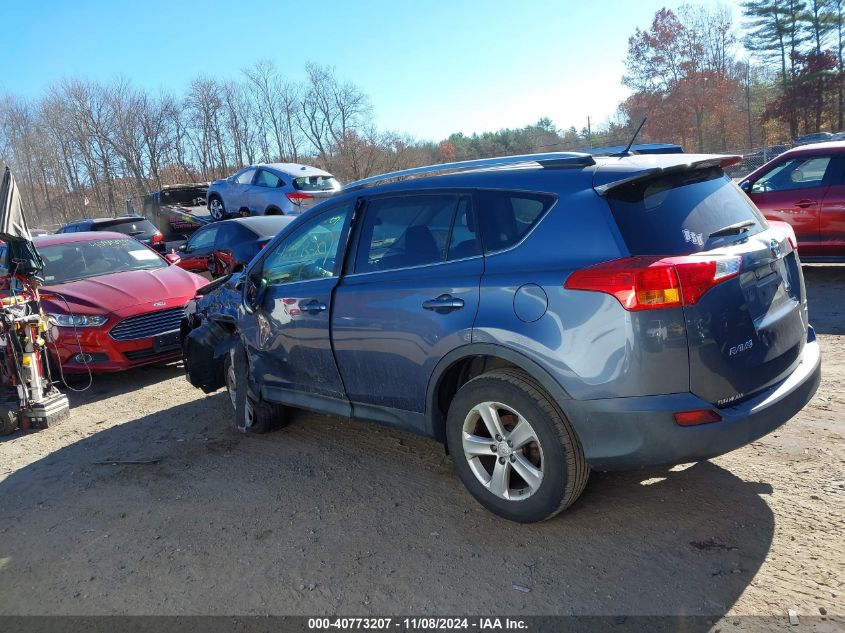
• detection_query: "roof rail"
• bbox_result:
[342,152,596,191]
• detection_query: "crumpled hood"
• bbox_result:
[42,266,206,315]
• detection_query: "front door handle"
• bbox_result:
[794,199,817,208]
[422,294,464,313]
[301,300,327,312]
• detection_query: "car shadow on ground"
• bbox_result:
[0,391,775,618]
[803,264,845,335]
[59,362,185,407]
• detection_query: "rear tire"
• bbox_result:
[209,197,226,221]
[226,341,285,434]
[445,368,589,522]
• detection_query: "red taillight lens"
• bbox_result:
[673,409,722,426]
[150,231,164,244]
[286,192,314,205]
[565,255,741,311]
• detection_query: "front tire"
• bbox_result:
[209,197,226,221]
[226,341,285,434]
[446,369,589,522]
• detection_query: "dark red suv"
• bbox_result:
[741,141,845,261]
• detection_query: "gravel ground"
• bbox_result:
[0,265,842,621]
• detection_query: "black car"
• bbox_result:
[175,215,295,277]
[56,216,166,252]
[143,183,210,242]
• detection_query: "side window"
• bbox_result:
[354,194,458,273]
[475,191,555,254]
[254,169,283,188]
[261,204,353,285]
[187,226,218,252]
[751,156,833,193]
[235,168,257,185]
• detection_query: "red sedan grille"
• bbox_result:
[109,307,184,341]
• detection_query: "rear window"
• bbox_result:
[94,219,158,237]
[293,175,340,192]
[606,168,767,256]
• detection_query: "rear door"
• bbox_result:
[606,168,807,406]
[248,168,285,215]
[238,201,355,409]
[332,193,483,426]
[818,154,845,257]
[747,154,836,255]
[179,224,219,273]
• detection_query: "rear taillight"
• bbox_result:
[150,231,164,244]
[286,192,314,206]
[673,409,722,426]
[564,255,742,311]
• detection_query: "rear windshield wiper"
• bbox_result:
[708,220,755,239]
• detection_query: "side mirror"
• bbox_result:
[164,253,180,265]
[739,180,750,192]
[242,276,268,314]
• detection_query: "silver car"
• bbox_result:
[206,163,340,220]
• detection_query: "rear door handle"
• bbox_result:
[301,300,327,312]
[422,294,464,312]
[794,199,817,208]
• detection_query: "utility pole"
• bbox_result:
[587,116,592,148]
[745,60,754,149]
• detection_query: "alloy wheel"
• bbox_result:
[209,198,225,221]
[461,401,544,501]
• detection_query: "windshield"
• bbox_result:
[293,175,340,192]
[39,238,167,284]
[606,168,767,256]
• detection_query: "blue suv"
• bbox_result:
[182,151,821,522]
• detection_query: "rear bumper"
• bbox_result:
[564,330,821,471]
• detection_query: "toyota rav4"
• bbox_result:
[182,151,821,522]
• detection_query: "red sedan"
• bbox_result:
[741,141,845,261]
[32,232,207,373]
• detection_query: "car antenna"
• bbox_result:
[615,117,647,157]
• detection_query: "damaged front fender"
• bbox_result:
[183,319,236,393]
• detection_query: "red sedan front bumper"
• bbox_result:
[49,308,185,373]
[50,331,181,373]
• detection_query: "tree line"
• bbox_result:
[2,1,844,227]
[622,1,845,152]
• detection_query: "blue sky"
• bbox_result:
[0,0,742,141]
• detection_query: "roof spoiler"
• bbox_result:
[594,155,741,196]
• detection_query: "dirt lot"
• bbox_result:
[0,266,843,620]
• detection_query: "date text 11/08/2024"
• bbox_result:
[307,618,528,630]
